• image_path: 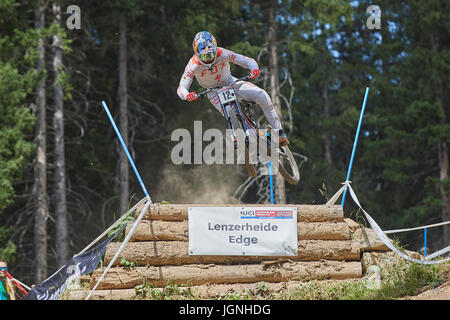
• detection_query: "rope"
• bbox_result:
[85,197,152,300]
[424,246,450,260]
[384,221,450,234]
[328,181,450,265]
[74,196,148,257]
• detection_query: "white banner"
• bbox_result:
[188,206,298,256]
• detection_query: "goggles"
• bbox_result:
[199,51,216,64]
[0,267,7,271]
[199,52,216,64]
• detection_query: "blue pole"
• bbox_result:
[341,87,370,208]
[101,101,151,201]
[424,228,427,257]
[269,161,274,204]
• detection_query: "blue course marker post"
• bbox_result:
[87,101,152,301]
[269,161,274,204]
[424,228,427,257]
[341,87,370,208]
[101,100,151,201]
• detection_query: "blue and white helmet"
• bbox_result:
[193,31,218,68]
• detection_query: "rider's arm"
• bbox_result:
[222,48,259,71]
[177,59,196,100]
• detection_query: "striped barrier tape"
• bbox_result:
[328,181,450,265]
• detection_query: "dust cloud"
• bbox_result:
[153,163,244,204]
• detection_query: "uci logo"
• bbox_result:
[240,209,255,217]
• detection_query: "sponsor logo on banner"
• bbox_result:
[240,209,293,219]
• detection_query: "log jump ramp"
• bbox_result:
[67,203,371,300]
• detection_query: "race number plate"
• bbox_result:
[218,88,236,104]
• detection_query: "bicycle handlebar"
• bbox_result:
[196,74,252,99]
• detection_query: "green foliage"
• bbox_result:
[120,257,136,268]
[135,280,195,300]
[130,262,449,300]
[108,214,134,241]
[280,261,448,300]
[0,226,16,263]
[370,261,446,300]
[0,31,37,213]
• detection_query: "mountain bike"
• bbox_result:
[197,75,300,185]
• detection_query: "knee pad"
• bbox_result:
[254,90,273,111]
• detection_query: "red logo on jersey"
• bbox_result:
[201,65,219,77]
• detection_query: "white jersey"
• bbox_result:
[177,47,258,100]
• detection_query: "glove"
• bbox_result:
[250,69,260,80]
[186,92,198,101]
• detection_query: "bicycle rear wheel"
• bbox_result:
[277,145,300,185]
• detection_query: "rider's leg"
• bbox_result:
[233,81,289,146]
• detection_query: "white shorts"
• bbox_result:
[207,79,282,130]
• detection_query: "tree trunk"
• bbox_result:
[431,33,449,246]
[438,141,449,246]
[322,73,333,193]
[267,0,286,204]
[52,0,69,267]
[33,1,48,283]
[118,13,129,214]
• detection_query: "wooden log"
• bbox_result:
[299,222,350,240]
[125,220,350,242]
[104,240,360,266]
[68,277,370,300]
[135,203,344,222]
[65,289,136,300]
[126,220,188,241]
[90,260,362,290]
[353,227,390,252]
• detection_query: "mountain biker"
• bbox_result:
[177,31,289,146]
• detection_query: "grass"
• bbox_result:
[135,280,196,300]
[60,258,448,300]
[282,260,449,300]
[130,260,449,300]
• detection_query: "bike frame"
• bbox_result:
[197,75,269,149]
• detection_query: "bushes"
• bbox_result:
[283,260,449,300]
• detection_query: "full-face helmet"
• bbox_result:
[193,31,218,68]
